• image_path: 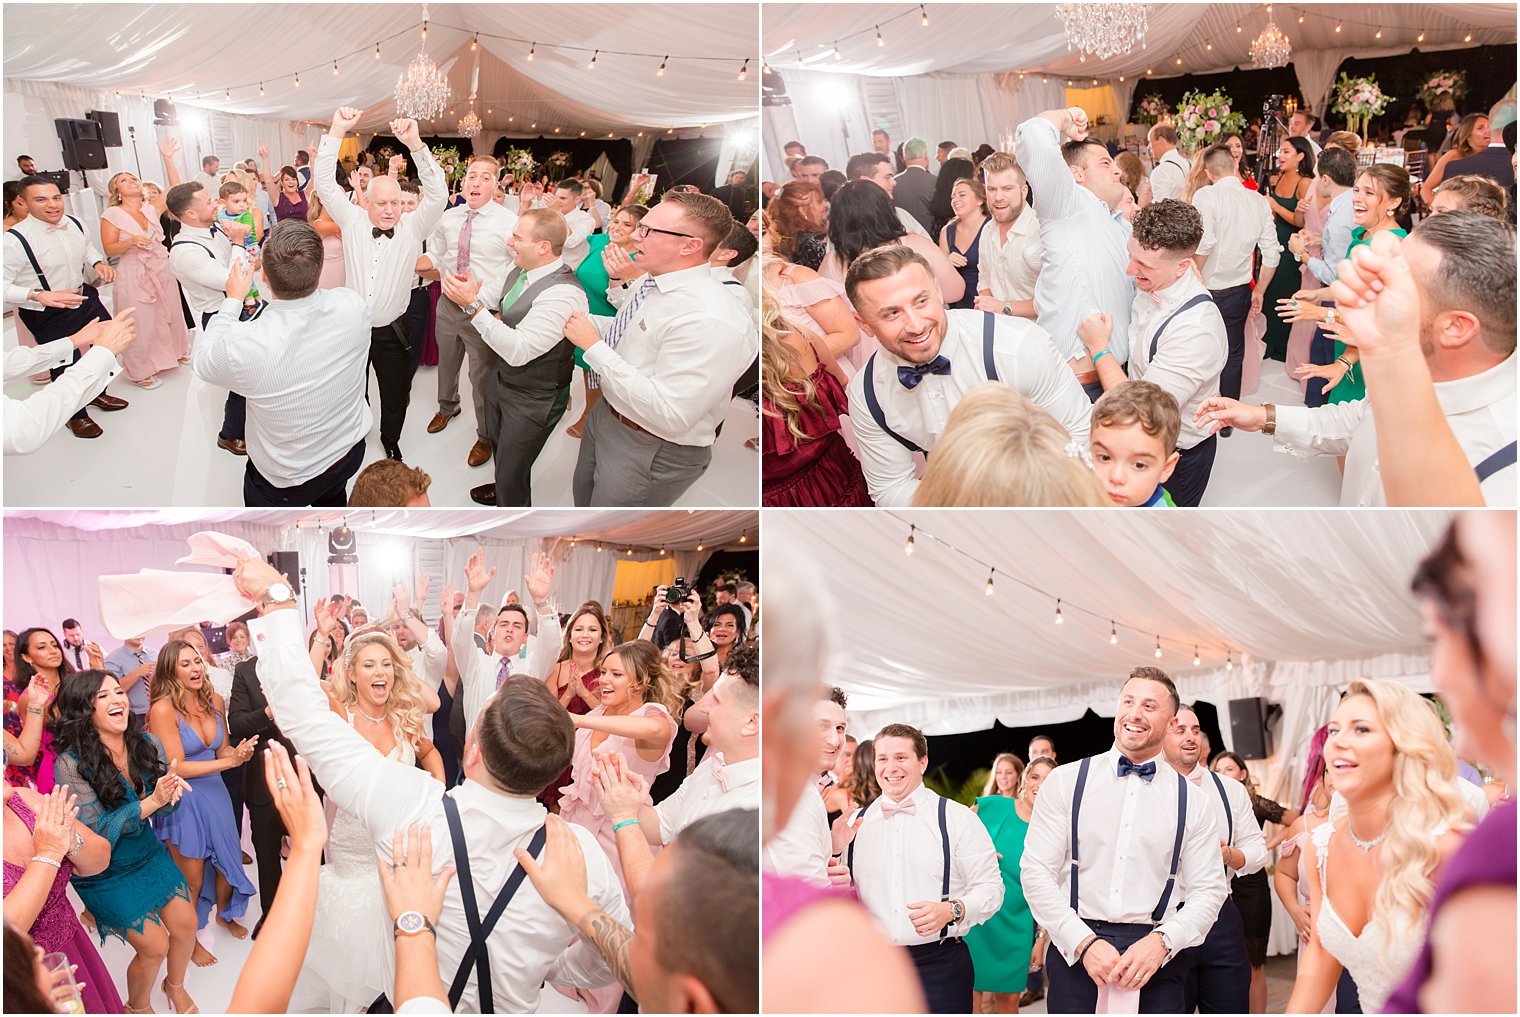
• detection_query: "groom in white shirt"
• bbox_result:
[836,723,1003,1013]
[1021,667,1228,1013]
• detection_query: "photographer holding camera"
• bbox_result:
[639,579,716,665]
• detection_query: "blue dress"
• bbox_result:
[54,734,193,945]
[150,714,255,928]
[945,220,982,309]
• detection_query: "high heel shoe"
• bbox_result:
[162,978,199,1014]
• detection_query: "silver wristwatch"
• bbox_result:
[1001,303,1012,316]
[261,581,295,608]
[462,299,484,318]
[394,910,436,937]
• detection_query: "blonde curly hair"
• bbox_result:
[759,280,822,445]
[1341,679,1471,952]
[329,626,430,752]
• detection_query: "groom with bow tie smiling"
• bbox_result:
[1021,667,1228,1013]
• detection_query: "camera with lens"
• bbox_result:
[665,578,692,605]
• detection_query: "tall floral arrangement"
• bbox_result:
[1332,73,1394,140]
[1136,94,1170,125]
[430,145,463,187]
[1173,90,1246,153]
[502,147,536,180]
[1418,70,1468,109]
[544,151,573,182]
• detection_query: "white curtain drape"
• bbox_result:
[1290,50,1354,126]
[780,68,871,175]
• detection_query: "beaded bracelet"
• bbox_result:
[30,856,62,869]
[611,819,641,833]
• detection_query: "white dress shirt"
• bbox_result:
[1193,176,1281,290]
[246,609,626,1014]
[709,265,758,316]
[1126,273,1227,451]
[849,784,1004,947]
[845,309,1094,506]
[192,288,373,487]
[4,215,106,309]
[896,206,931,239]
[316,137,447,327]
[560,209,595,270]
[194,170,223,196]
[167,224,235,316]
[762,785,831,887]
[451,610,562,737]
[408,627,448,685]
[976,207,1043,303]
[1021,746,1230,963]
[1015,117,1136,362]
[1149,149,1193,203]
[1179,764,1267,891]
[1272,353,1517,506]
[3,340,121,455]
[582,263,757,446]
[423,201,518,306]
[467,258,588,366]
[655,752,759,843]
[1306,189,1355,286]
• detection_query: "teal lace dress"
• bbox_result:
[54,733,192,943]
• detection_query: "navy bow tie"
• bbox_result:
[373,227,395,239]
[897,355,952,390]
[1117,757,1157,782]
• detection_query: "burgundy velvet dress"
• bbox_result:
[763,364,873,507]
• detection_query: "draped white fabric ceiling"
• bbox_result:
[764,509,1454,736]
[764,3,1516,81]
[2,3,758,134]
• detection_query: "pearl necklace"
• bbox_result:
[1347,820,1387,852]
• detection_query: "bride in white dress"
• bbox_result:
[1284,679,1470,1013]
[291,618,444,1013]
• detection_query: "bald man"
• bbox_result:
[316,107,447,461]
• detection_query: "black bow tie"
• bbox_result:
[1117,757,1157,782]
[373,227,395,239]
[897,355,952,390]
[208,225,222,237]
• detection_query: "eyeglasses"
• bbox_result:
[633,224,696,240]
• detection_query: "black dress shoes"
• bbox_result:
[469,483,497,506]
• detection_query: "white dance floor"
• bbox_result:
[3,310,759,508]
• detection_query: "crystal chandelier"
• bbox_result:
[458,107,482,138]
[1250,19,1293,69]
[1056,3,1151,61]
[395,13,452,122]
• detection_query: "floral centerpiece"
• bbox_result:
[1136,93,1170,126]
[502,146,536,180]
[1418,70,1468,109]
[544,150,573,183]
[1332,73,1394,140]
[1173,90,1246,153]
[430,144,463,187]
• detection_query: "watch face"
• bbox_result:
[267,582,292,602]
[396,911,425,934]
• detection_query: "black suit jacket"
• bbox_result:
[228,656,308,806]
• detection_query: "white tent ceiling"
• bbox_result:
[764,3,1517,81]
[3,3,758,135]
[764,509,1454,736]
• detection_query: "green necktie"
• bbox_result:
[500,272,530,314]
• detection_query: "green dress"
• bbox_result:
[1328,226,1408,404]
[572,234,639,372]
[1262,180,1306,361]
[965,795,1034,993]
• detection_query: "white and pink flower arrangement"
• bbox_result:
[1173,89,1246,152]
[1332,73,1394,139]
[1137,94,1171,125]
[1418,70,1468,107]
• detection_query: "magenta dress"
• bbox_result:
[557,702,675,891]
[3,678,57,792]
[4,794,125,1014]
[102,206,191,381]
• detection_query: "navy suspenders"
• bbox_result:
[1208,770,1235,879]
[846,794,955,939]
[7,216,86,292]
[1147,292,1215,363]
[862,311,1001,455]
[1475,441,1517,483]
[441,793,547,1012]
[1070,754,1188,924]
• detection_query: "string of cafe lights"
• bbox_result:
[566,530,749,557]
[891,512,1238,671]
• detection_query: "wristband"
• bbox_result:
[1092,348,1112,364]
[1076,935,1100,964]
[30,855,62,869]
[611,819,641,833]
[1335,356,1354,370]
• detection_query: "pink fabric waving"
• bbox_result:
[98,531,260,639]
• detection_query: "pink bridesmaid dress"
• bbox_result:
[1285,186,1329,394]
[101,206,190,382]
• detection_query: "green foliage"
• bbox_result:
[923,765,989,807]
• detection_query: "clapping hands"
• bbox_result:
[152,759,192,808]
[31,786,80,862]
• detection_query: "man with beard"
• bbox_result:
[1163,705,1264,1013]
[973,153,1042,321]
[843,245,1091,506]
[1021,667,1228,1013]
[1194,211,1517,505]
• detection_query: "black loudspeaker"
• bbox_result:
[153,99,178,126]
[268,550,300,581]
[86,110,122,147]
[54,118,107,171]
[1228,697,1272,759]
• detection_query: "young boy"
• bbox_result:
[217,180,265,312]
[1090,381,1182,507]
[709,220,759,314]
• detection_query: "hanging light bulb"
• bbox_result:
[738,531,748,544]
[259,81,265,95]
[1226,652,1235,671]
[1119,74,1125,82]
[1154,636,1163,658]
[904,526,916,555]
[226,88,231,100]
[1464,33,1473,42]
[421,20,427,42]
[1417,31,1425,43]
[471,33,478,51]
[528,41,536,60]
[333,60,340,76]
[579,130,587,137]
[738,59,749,81]
[985,570,996,596]
[596,542,604,553]
[588,50,598,70]
[659,546,667,556]
[657,56,667,76]
[1236,22,1242,33]
[1054,599,1064,624]
[1335,22,1343,33]
[1375,29,1382,39]
[921,5,929,27]
[876,25,885,47]
[1207,40,1214,50]
[375,42,381,60]
[294,72,301,87]
[1109,622,1118,645]
[1193,647,1202,667]
[696,540,704,551]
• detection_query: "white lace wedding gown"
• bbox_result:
[291,721,415,1013]
[1311,819,1419,1014]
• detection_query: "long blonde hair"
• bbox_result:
[1181,150,1213,203]
[913,384,1109,506]
[759,281,822,444]
[106,173,134,207]
[603,639,684,722]
[329,627,429,751]
[1341,679,1471,951]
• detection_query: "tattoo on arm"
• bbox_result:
[583,910,637,999]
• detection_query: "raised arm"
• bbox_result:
[524,551,562,679]
[1015,109,1088,223]
[157,136,183,201]
[315,109,366,231]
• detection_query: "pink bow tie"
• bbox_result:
[711,752,728,793]
[880,797,918,819]
[45,222,69,232]
[1187,771,1204,786]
